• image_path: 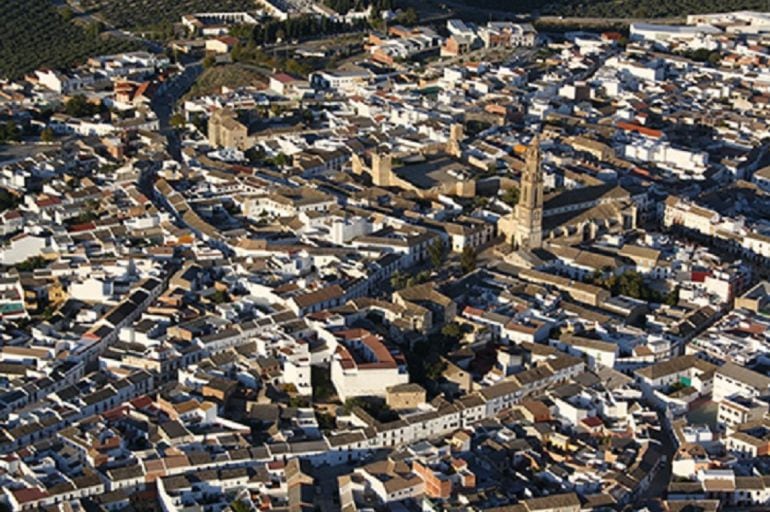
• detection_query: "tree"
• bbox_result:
[285,58,309,77]
[428,238,446,270]
[40,127,55,142]
[460,247,476,274]
[229,24,253,39]
[343,397,366,414]
[416,270,430,283]
[86,21,103,40]
[0,121,20,142]
[169,113,186,128]
[473,196,488,208]
[315,411,336,430]
[210,290,229,304]
[64,95,100,118]
[59,7,74,22]
[0,188,20,212]
[230,43,242,62]
[664,287,680,306]
[501,187,520,207]
[16,256,48,272]
[425,357,447,381]
[390,270,407,290]
[273,153,290,167]
[230,500,251,512]
[311,366,335,402]
[593,269,663,302]
[202,54,216,69]
[441,322,461,340]
[189,113,207,134]
[396,7,418,25]
[245,147,265,163]
[288,395,309,407]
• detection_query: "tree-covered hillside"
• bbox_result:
[465,0,769,18]
[79,0,257,29]
[0,0,140,79]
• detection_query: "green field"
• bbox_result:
[0,0,140,79]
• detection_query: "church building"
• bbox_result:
[499,137,638,249]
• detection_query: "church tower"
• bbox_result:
[513,136,543,250]
[371,151,393,187]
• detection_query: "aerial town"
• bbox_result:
[1,2,770,512]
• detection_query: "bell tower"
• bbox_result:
[513,136,543,250]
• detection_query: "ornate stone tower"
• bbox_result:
[513,136,543,250]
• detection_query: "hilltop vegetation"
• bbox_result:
[0,0,140,79]
[184,64,267,100]
[466,0,769,18]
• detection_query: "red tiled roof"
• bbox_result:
[616,121,663,139]
[36,197,61,207]
[130,395,154,409]
[691,270,711,282]
[216,36,239,46]
[463,306,484,317]
[12,488,48,504]
[272,73,298,84]
[69,222,96,232]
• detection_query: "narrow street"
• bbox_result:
[639,412,677,511]
[152,62,202,131]
[149,61,202,163]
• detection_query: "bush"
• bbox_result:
[40,127,55,142]
[0,122,21,143]
[429,239,446,269]
[460,247,477,274]
[311,366,335,402]
[441,322,462,340]
[64,95,101,118]
[15,256,48,272]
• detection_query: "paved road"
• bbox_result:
[152,62,202,130]
[0,141,63,164]
[148,61,202,163]
[637,411,677,511]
